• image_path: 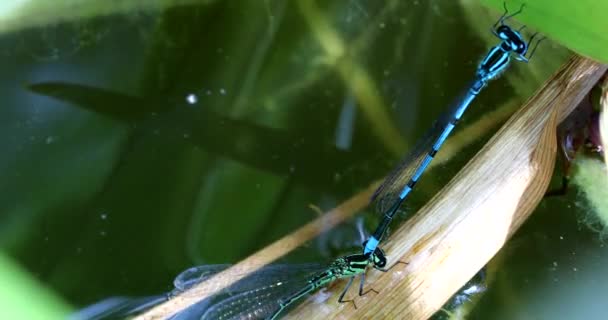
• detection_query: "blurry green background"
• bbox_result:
[0,0,606,319]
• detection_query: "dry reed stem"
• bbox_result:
[135,98,516,320]
[285,56,607,320]
[136,58,605,320]
[137,56,605,320]
[135,181,378,320]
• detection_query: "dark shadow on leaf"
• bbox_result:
[28,82,172,121]
[27,81,384,191]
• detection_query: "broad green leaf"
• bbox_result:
[481,0,608,63]
[0,253,71,320]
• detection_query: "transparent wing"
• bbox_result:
[174,264,322,297]
[172,264,326,320]
[174,264,232,292]
[200,279,306,320]
[372,86,476,214]
[68,295,167,320]
[72,264,326,320]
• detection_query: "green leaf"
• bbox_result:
[480,0,608,64]
[0,253,71,319]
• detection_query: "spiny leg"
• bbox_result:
[525,33,546,61]
[493,2,510,29]
[377,259,409,272]
[359,272,380,296]
[501,3,525,25]
[359,260,409,296]
[494,2,525,28]
[337,276,358,309]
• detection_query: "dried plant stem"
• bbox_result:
[136,80,521,320]
[287,55,606,320]
[134,56,606,320]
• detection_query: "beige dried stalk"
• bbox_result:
[136,56,606,320]
[286,56,606,319]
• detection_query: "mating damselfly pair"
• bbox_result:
[73,3,542,320]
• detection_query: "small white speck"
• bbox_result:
[186,93,198,104]
[219,88,226,95]
[573,267,578,272]
[100,230,107,236]
[183,133,190,139]
[379,22,386,28]
[559,236,564,240]
[100,213,108,220]
[553,261,558,267]
[46,136,56,144]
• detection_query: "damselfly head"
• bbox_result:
[371,247,387,268]
[496,25,528,55]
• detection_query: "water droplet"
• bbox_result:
[186,93,198,104]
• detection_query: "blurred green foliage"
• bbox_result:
[1,0,605,319]
[0,254,70,319]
